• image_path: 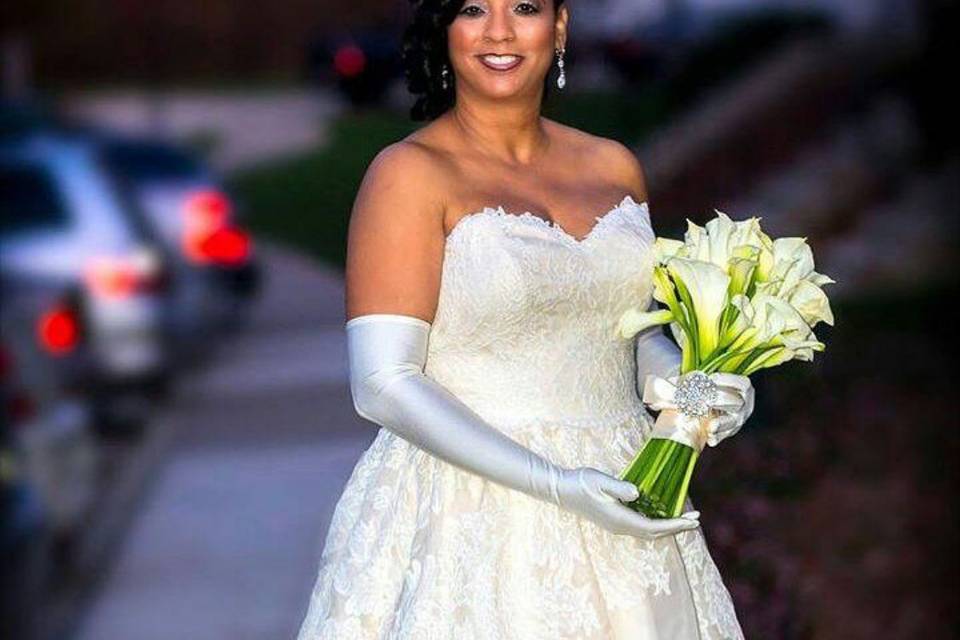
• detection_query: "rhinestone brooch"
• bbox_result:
[674,371,718,418]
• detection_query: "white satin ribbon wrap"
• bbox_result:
[642,371,751,453]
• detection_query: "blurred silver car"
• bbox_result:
[95,136,260,355]
[0,134,172,425]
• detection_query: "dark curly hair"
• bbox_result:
[401,0,567,121]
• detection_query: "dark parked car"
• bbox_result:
[0,278,100,530]
[306,25,404,107]
[0,339,53,640]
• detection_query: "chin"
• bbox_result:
[482,85,525,99]
[472,77,537,99]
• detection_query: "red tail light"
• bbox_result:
[181,189,252,266]
[196,226,251,265]
[84,247,167,299]
[333,45,366,78]
[182,189,248,265]
[37,303,80,355]
[184,189,232,228]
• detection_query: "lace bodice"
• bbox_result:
[424,195,656,433]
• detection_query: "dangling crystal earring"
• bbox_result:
[441,64,450,91]
[555,47,566,89]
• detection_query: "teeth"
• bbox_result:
[483,55,519,64]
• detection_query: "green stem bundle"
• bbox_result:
[618,437,699,518]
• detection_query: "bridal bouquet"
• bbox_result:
[615,210,835,518]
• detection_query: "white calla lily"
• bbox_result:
[617,307,673,339]
[684,218,707,249]
[703,211,736,266]
[669,321,688,352]
[755,230,776,281]
[728,257,758,297]
[665,257,730,360]
[808,271,836,287]
[680,210,766,272]
[735,293,787,346]
[758,237,815,295]
[786,279,835,327]
[654,237,685,262]
[742,345,796,375]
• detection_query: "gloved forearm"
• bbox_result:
[347,313,565,504]
[634,299,682,398]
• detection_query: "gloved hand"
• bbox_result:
[346,313,701,540]
[643,372,755,450]
[554,467,701,537]
[703,374,754,447]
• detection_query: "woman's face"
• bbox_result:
[447,0,567,102]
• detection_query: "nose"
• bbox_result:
[482,5,516,43]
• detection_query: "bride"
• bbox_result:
[297,0,754,638]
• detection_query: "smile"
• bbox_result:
[477,54,524,72]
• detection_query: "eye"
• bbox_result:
[458,2,540,17]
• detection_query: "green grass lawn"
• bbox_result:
[228,110,421,268]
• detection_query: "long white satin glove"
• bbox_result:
[633,302,682,401]
[346,313,701,539]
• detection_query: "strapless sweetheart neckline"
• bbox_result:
[446,194,649,247]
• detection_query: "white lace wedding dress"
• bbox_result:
[296,195,744,639]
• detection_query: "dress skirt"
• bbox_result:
[295,411,744,640]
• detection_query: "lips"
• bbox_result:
[477,54,524,71]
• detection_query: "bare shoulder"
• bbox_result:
[592,136,649,201]
[345,139,450,323]
[544,119,649,200]
[357,139,448,213]
[349,138,450,242]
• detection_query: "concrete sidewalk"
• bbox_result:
[73,242,377,640]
